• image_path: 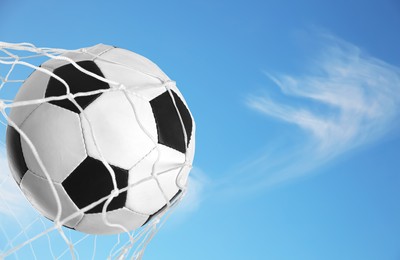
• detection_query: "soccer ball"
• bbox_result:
[6,44,195,235]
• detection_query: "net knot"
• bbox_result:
[152,218,160,225]
[163,80,176,89]
[66,93,75,100]
[112,83,126,91]
[111,188,120,198]
[0,100,5,111]
[54,221,63,231]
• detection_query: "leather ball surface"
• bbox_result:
[6,44,195,234]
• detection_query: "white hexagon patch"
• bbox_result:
[20,103,87,183]
[81,90,156,170]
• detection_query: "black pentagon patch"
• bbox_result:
[45,61,109,113]
[62,156,128,214]
[6,126,28,183]
[142,189,182,226]
[150,90,193,153]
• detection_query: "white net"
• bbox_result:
[0,42,192,259]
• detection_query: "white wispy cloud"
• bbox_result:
[244,33,400,187]
[169,167,209,224]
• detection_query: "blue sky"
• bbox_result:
[1,0,400,259]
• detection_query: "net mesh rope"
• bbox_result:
[0,42,190,260]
